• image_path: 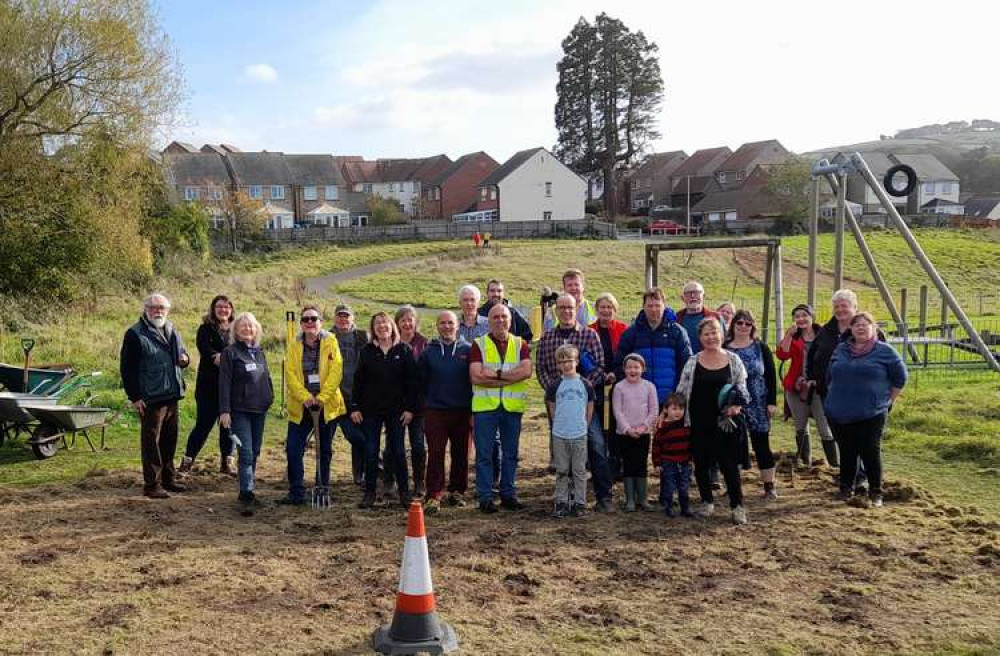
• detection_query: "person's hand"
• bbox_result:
[212,353,221,365]
[219,412,231,428]
[767,404,777,418]
[350,411,363,425]
[605,373,616,384]
[654,466,662,475]
[132,399,146,418]
[178,353,190,367]
[401,411,414,426]
[305,395,319,408]
[784,324,797,338]
[725,405,741,417]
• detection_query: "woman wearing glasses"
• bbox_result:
[725,309,779,500]
[279,306,345,506]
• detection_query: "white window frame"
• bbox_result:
[545,181,552,198]
[489,187,496,200]
[325,185,338,200]
[362,183,373,194]
[210,188,223,201]
[543,211,553,221]
[248,185,262,200]
[184,186,199,201]
[940,182,951,194]
[270,185,285,200]
[924,182,935,194]
[303,186,317,201]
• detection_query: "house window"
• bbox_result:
[303,186,317,201]
[353,215,369,227]
[325,185,339,200]
[924,182,934,194]
[940,182,951,194]
[737,171,745,181]
[211,214,225,229]
[543,211,552,221]
[435,188,440,200]
[545,182,552,197]
[210,188,223,201]
[489,187,496,200]
[270,185,285,199]
[718,172,727,184]
[632,180,639,190]
[184,186,199,201]
[362,183,373,193]
[480,188,488,201]
[249,185,262,199]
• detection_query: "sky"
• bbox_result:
[158,0,998,162]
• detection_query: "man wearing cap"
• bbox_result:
[331,304,369,484]
[676,280,725,355]
[469,304,533,513]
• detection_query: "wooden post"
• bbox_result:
[773,242,785,345]
[762,244,774,344]
[808,177,820,309]
[919,285,928,367]
[833,172,847,290]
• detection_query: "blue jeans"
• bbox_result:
[383,413,427,482]
[285,410,335,500]
[660,461,692,508]
[363,411,408,497]
[231,411,266,493]
[587,415,613,502]
[473,408,522,503]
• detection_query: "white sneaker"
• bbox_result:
[732,505,748,525]
[695,502,715,518]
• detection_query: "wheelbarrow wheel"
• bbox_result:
[30,424,60,459]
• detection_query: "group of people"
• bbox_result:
[119,269,907,522]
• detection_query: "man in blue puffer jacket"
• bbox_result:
[616,287,692,405]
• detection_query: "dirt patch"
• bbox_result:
[0,437,997,655]
[733,249,876,291]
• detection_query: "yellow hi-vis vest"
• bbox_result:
[472,335,527,413]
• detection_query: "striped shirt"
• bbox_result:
[651,419,691,464]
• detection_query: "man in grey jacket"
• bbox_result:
[119,293,190,498]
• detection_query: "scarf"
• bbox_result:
[849,337,877,358]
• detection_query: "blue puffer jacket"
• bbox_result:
[615,309,693,404]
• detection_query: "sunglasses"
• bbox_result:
[556,359,577,364]
[734,320,754,327]
[301,316,320,323]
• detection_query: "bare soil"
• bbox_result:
[0,413,998,655]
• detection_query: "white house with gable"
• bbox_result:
[466,147,585,222]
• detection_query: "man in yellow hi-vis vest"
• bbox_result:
[469,304,533,513]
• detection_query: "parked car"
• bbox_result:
[643,219,685,235]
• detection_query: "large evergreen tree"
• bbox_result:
[554,14,663,216]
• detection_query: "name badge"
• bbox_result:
[244,362,257,372]
[307,373,320,384]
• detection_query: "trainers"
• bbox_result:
[571,503,588,518]
[732,505,748,525]
[848,495,873,509]
[163,482,186,493]
[552,503,569,518]
[500,498,525,511]
[237,491,255,504]
[178,456,194,475]
[358,492,376,509]
[478,500,498,514]
[763,487,779,501]
[871,495,884,508]
[145,488,170,499]
[594,498,616,513]
[446,492,467,508]
[695,502,715,518]
[424,498,440,515]
[680,507,695,518]
[854,484,868,497]
[221,455,236,475]
[836,488,853,502]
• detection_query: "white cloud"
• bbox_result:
[243,64,278,83]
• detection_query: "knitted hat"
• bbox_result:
[791,303,814,317]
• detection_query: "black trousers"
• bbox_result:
[749,430,775,470]
[692,431,744,508]
[184,394,232,460]
[830,413,886,496]
[618,433,650,477]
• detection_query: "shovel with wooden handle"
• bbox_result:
[21,338,34,393]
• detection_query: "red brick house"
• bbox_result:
[421,151,499,220]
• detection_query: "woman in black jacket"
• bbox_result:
[724,309,779,499]
[219,312,274,509]
[351,311,418,509]
[180,295,234,475]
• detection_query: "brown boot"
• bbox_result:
[220,454,235,475]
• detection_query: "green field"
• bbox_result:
[1,230,998,655]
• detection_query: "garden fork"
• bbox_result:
[310,407,331,509]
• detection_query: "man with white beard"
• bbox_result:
[120,293,191,498]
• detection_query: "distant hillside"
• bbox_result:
[803,120,1000,196]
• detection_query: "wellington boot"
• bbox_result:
[821,440,840,468]
[635,477,654,511]
[412,451,427,499]
[623,478,637,513]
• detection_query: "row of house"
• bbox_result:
[161,141,586,227]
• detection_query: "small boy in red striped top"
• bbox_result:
[652,393,693,517]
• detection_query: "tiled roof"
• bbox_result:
[633,150,688,178]
[670,146,732,178]
[890,153,959,181]
[163,152,231,186]
[964,197,1000,218]
[717,139,787,173]
[284,154,347,186]
[479,147,546,186]
[227,152,293,186]
[428,151,498,187]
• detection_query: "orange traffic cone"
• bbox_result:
[373,501,459,654]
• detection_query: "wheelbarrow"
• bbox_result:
[0,373,102,448]
[0,362,75,395]
[19,403,125,459]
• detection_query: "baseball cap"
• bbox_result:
[334,304,353,316]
